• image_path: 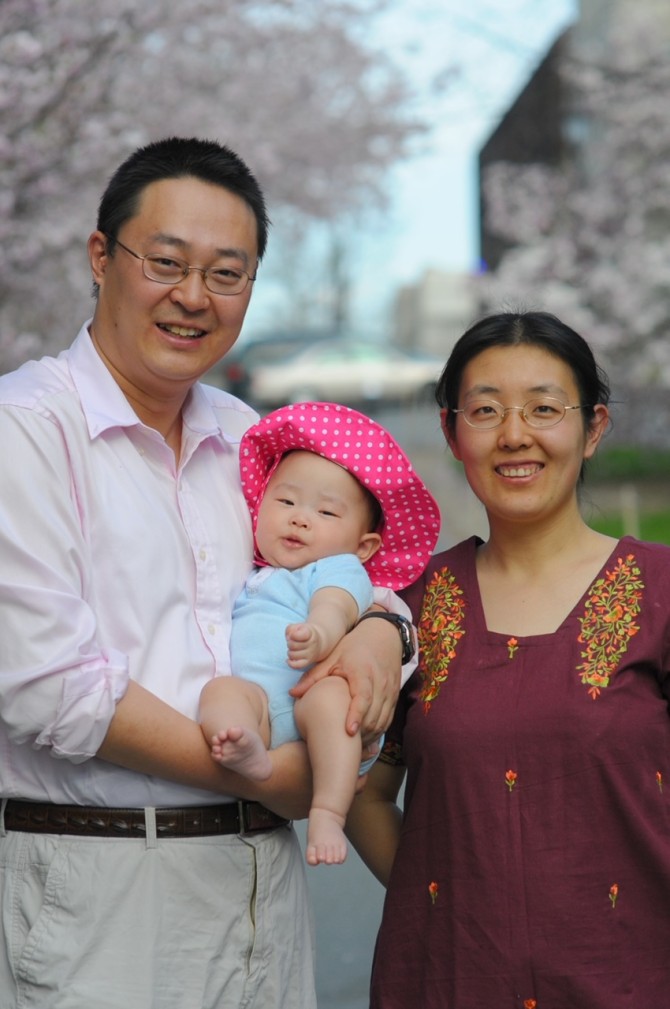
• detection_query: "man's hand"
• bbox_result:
[290,615,402,742]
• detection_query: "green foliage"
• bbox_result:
[585,443,670,544]
[589,445,670,482]
[589,509,670,545]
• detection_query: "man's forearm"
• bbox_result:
[97,681,246,793]
[98,681,313,819]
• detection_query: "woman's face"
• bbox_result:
[443,344,608,526]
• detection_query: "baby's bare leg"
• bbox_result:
[294,677,362,866]
[199,677,272,780]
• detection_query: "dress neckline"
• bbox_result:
[463,534,633,640]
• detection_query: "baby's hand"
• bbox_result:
[286,622,324,668]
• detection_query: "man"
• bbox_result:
[0,137,410,1008]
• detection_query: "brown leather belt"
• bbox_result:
[3,799,289,838]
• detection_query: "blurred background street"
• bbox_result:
[296,818,385,1009]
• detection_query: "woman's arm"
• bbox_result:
[345,759,406,887]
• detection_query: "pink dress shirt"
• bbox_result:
[0,324,256,806]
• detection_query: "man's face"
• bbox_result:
[88,176,258,420]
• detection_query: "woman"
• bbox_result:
[347,312,670,1009]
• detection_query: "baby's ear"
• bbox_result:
[357,532,382,564]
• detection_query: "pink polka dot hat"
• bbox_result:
[239,401,441,590]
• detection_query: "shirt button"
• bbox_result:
[208,625,216,636]
[199,549,207,561]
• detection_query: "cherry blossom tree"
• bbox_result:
[478,5,670,388]
[0,0,427,370]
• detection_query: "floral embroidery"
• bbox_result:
[505,769,517,792]
[609,883,619,908]
[576,554,643,698]
[418,566,466,713]
[428,881,439,905]
[657,771,663,793]
[507,637,518,659]
[523,1000,537,1009]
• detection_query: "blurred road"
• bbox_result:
[295,403,486,1007]
[296,819,385,1009]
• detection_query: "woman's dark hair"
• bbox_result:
[436,311,611,437]
[96,136,270,259]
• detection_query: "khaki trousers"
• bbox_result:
[0,808,315,1009]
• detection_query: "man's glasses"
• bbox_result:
[107,236,256,296]
[451,397,585,430]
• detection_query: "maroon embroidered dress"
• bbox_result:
[371,536,670,1009]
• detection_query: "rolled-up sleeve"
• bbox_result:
[0,405,129,760]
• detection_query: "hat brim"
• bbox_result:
[239,402,441,590]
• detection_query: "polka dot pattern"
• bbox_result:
[239,402,441,590]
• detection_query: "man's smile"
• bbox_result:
[159,323,206,339]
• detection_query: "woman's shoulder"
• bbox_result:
[607,536,670,607]
[617,534,670,570]
[425,536,480,576]
[400,536,479,614]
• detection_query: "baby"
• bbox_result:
[199,401,440,864]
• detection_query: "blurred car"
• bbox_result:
[215,332,336,399]
[244,339,444,409]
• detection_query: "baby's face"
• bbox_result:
[254,451,380,570]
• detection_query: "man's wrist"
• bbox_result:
[356,611,415,665]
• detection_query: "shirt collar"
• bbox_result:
[68,322,223,443]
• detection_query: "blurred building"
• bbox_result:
[478,32,569,271]
[394,0,670,389]
[478,0,670,270]
[477,0,670,428]
[575,0,670,59]
[392,269,476,359]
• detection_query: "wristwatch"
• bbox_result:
[357,612,416,665]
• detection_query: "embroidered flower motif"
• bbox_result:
[507,637,518,659]
[576,554,643,698]
[656,771,663,793]
[609,883,619,908]
[505,769,517,792]
[418,567,466,713]
[428,881,439,905]
[523,1000,537,1009]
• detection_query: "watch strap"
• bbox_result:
[356,611,415,665]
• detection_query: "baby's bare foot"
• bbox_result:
[305,807,347,866]
[210,727,272,781]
